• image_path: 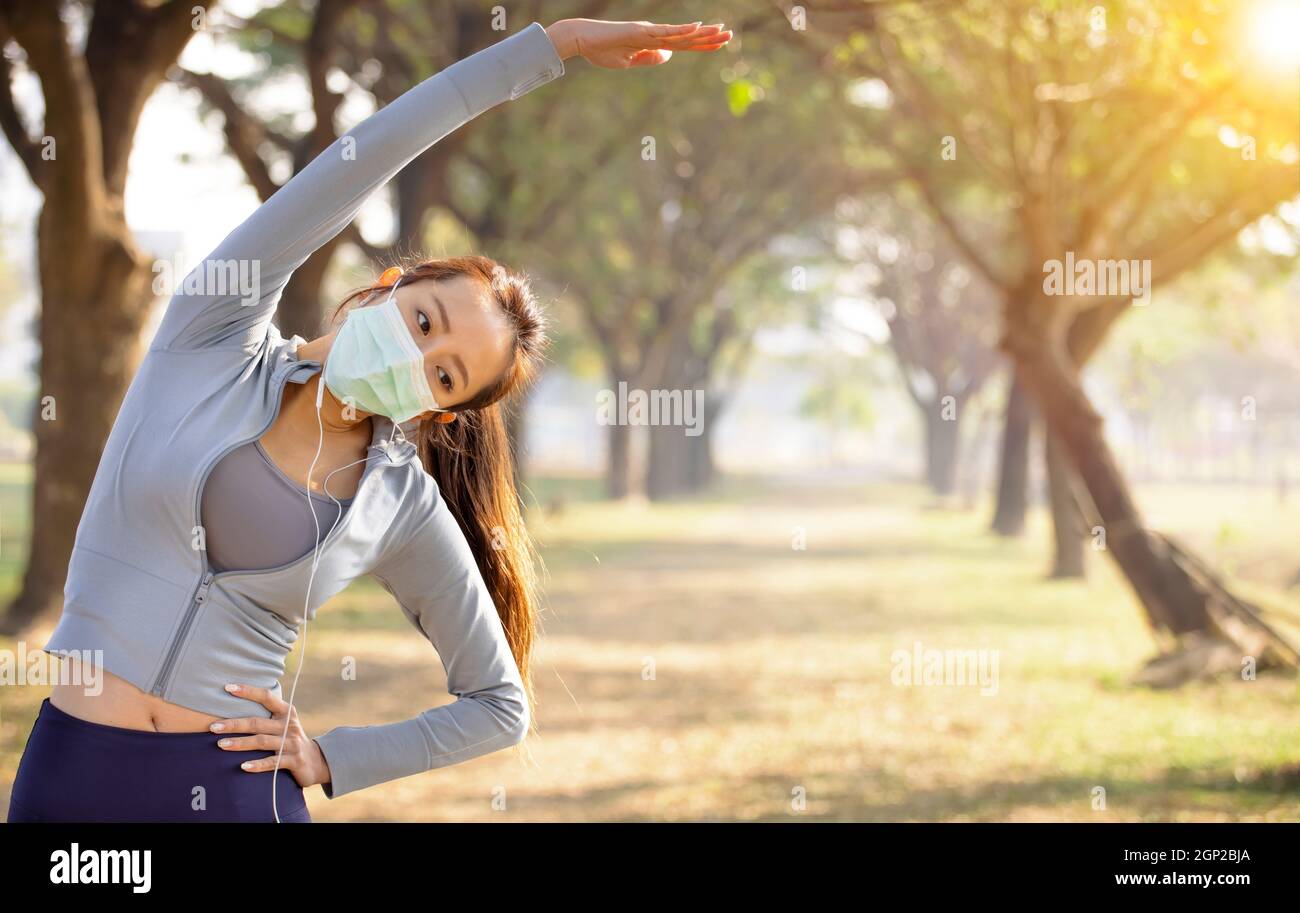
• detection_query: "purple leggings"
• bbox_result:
[6,697,311,823]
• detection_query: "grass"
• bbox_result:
[2,469,1299,821]
[0,461,29,584]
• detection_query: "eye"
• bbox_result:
[436,367,453,391]
[416,310,431,335]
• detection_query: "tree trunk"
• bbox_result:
[1006,328,1297,682]
[276,235,348,340]
[991,372,1033,535]
[1043,304,1120,580]
[3,217,154,635]
[686,403,717,491]
[1015,341,1205,631]
[1045,434,1087,579]
[923,406,962,496]
[0,0,212,636]
[606,421,632,500]
[645,421,689,501]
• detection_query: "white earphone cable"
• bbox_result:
[273,277,408,822]
[272,372,371,822]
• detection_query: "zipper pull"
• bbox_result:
[195,572,214,604]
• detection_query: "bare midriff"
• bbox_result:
[50,667,224,733]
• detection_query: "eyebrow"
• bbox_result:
[429,290,469,389]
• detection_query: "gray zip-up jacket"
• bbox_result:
[42,21,565,800]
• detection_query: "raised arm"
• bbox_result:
[310,485,528,799]
[151,21,565,354]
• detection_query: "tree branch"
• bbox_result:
[0,29,41,185]
[0,0,104,214]
[178,69,280,201]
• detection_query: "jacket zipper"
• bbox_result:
[149,358,317,698]
[149,569,215,698]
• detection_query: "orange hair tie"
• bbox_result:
[378,266,404,287]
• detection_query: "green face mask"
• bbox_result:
[323,277,444,423]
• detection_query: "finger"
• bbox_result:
[209,716,286,735]
[656,24,725,47]
[662,23,724,40]
[629,48,672,67]
[225,682,290,716]
[217,733,287,753]
[670,32,732,49]
[647,22,703,38]
[681,40,731,52]
[238,753,295,773]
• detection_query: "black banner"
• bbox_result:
[0,822,1286,896]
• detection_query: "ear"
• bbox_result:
[379,265,403,287]
[415,409,456,424]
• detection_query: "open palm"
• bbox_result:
[559,19,732,69]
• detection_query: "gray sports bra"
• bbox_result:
[200,440,355,573]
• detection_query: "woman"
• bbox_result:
[7,16,732,823]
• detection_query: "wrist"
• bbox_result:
[310,737,332,788]
[545,19,580,60]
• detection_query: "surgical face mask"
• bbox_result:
[322,277,444,423]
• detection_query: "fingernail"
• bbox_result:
[225,684,239,693]
[241,761,253,769]
[210,722,225,732]
[218,738,231,747]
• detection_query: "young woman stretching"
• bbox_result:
[7,17,732,823]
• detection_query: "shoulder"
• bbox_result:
[372,461,470,572]
[375,459,439,541]
[126,324,284,418]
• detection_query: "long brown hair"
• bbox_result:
[332,254,548,738]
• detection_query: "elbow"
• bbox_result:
[506,708,529,747]
[504,683,530,745]
[475,680,530,746]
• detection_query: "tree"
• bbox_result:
[0,0,214,634]
[846,193,1000,496]
[844,0,1300,680]
[989,371,1035,535]
[643,252,789,499]
[520,20,871,499]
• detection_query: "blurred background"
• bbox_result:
[0,0,1298,821]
